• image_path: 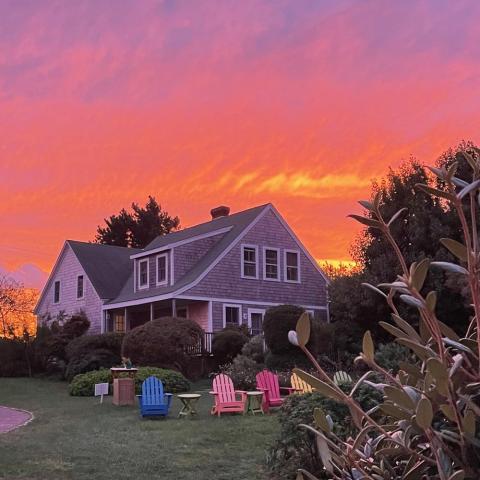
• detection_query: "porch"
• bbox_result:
[103,298,213,353]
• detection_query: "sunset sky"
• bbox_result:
[1,0,480,289]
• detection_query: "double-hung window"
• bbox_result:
[138,259,149,289]
[223,304,241,327]
[53,280,60,304]
[156,253,168,286]
[241,245,258,278]
[76,275,84,299]
[285,250,300,282]
[263,247,280,281]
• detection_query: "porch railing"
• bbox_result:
[185,332,214,355]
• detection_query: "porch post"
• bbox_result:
[124,307,129,331]
[172,298,177,317]
[150,303,154,322]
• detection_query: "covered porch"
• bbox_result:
[102,298,212,352]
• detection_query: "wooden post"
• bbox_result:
[172,299,177,317]
[124,308,128,331]
[150,303,154,322]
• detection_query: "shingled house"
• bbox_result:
[35,204,329,342]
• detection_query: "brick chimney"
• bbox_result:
[210,205,230,220]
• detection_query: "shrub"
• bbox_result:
[64,332,124,380]
[68,368,111,396]
[241,334,265,363]
[263,305,320,356]
[221,355,264,390]
[64,349,121,381]
[61,314,90,338]
[66,333,124,360]
[268,386,381,479]
[0,338,29,377]
[265,351,311,371]
[263,305,305,354]
[212,329,248,364]
[69,366,190,396]
[121,317,203,375]
[374,341,410,373]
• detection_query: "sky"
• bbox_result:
[1,0,480,289]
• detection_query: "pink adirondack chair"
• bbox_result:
[209,374,247,416]
[256,370,296,413]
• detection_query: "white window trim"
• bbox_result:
[156,253,169,286]
[284,249,301,283]
[247,308,265,333]
[138,258,149,290]
[263,246,281,281]
[241,244,259,279]
[76,274,85,300]
[222,303,242,329]
[53,280,61,304]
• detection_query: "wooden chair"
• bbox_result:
[290,372,314,394]
[209,374,247,416]
[137,376,173,418]
[256,370,295,412]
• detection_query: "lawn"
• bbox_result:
[0,378,279,480]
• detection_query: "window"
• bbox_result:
[53,281,60,304]
[285,250,300,282]
[156,254,168,286]
[114,313,125,333]
[76,275,84,299]
[263,247,280,280]
[248,309,265,336]
[223,304,241,327]
[241,245,258,278]
[138,259,149,289]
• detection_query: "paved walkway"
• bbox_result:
[0,406,33,433]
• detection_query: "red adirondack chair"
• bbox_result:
[209,374,248,416]
[256,370,296,412]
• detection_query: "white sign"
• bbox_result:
[94,382,109,403]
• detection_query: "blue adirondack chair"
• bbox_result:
[137,376,173,418]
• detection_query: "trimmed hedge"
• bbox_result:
[122,317,203,375]
[69,366,190,396]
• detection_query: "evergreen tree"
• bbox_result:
[95,196,180,248]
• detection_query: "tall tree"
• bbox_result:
[330,145,477,348]
[95,196,180,248]
[0,276,38,338]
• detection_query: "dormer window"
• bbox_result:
[241,245,258,278]
[156,253,168,286]
[263,247,280,281]
[138,259,149,289]
[285,250,300,283]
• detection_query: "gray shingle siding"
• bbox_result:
[184,209,327,306]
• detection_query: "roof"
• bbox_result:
[106,203,271,304]
[67,241,142,300]
[140,203,270,254]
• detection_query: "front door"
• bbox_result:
[248,309,265,336]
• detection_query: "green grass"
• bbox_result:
[0,378,279,480]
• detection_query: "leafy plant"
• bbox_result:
[212,328,249,364]
[291,149,480,480]
[69,366,189,396]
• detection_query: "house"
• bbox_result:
[35,204,329,339]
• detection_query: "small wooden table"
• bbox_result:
[110,368,138,406]
[245,391,264,415]
[178,394,201,418]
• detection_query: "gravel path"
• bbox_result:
[0,405,33,433]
